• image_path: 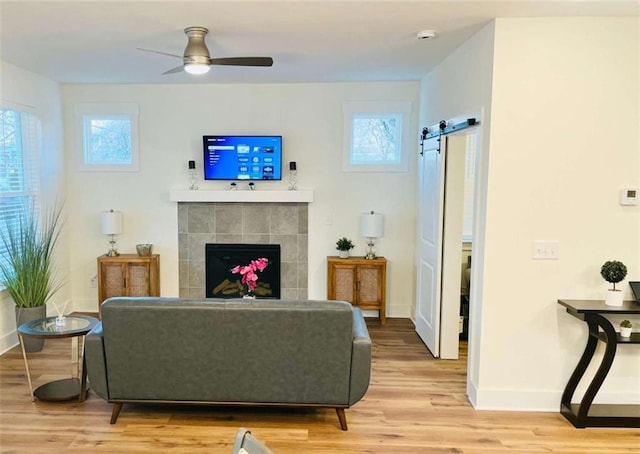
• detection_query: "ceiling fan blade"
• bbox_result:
[162,65,185,75]
[209,57,273,67]
[137,47,182,59]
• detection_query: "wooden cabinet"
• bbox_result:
[327,256,387,324]
[97,254,160,316]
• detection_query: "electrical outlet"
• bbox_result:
[90,276,97,288]
[532,241,560,260]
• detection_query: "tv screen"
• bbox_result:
[203,135,282,180]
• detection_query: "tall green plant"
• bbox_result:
[0,204,63,308]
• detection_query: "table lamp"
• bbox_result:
[360,211,384,259]
[102,209,123,256]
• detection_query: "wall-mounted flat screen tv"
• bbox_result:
[203,135,282,180]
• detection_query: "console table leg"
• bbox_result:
[576,314,618,425]
[561,319,598,409]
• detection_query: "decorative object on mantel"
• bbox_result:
[188,160,199,190]
[336,237,354,259]
[102,209,123,257]
[288,161,298,191]
[230,258,269,298]
[620,319,633,338]
[600,260,627,306]
[136,244,153,257]
[360,211,384,260]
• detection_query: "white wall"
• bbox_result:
[62,82,419,317]
[423,17,639,410]
[0,62,67,353]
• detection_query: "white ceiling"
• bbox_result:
[1,1,638,84]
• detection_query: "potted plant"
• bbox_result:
[600,260,627,307]
[620,319,633,338]
[336,237,354,259]
[0,204,63,352]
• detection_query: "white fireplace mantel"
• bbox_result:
[169,189,314,203]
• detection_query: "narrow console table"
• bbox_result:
[557,299,640,428]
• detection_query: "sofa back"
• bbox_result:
[100,297,355,405]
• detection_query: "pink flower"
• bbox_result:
[253,258,268,271]
[230,258,269,295]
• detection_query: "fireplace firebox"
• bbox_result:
[205,244,281,299]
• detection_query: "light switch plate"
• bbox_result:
[532,240,560,260]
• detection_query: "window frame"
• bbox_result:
[75,103,139,172]
[342,100,412,172]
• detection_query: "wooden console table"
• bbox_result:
[557,299,640,428]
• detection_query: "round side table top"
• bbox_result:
[18,315,99,339]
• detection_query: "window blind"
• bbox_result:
[0,108,41,279]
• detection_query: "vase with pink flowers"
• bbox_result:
[230,258,269,298]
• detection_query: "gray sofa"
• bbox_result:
[85,297,371,430]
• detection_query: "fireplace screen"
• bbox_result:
[205,243,281,299]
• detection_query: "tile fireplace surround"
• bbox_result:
[178,202,308,299]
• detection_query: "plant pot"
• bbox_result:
[15,306,47,352]
[620,326,632,338]
[605,290,623,307]
[338,250,349,259]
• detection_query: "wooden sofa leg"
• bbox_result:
[336,408,348,431]
[110,403,123,424]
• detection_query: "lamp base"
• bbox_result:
[364,239,376,260]
[106,236,119,256]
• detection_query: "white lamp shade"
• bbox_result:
[101,210,123,235]
[360,212,384,238]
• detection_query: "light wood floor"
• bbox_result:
[0,318,637,453]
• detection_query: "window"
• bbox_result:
[0,107,41,276]
[75,103,139,171]
[343,101,412,172]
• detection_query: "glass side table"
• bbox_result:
[18,314,99,402]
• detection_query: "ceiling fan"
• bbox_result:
[138,26,273,75]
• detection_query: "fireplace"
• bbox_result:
[177,202,307,299]
[205,243,281,299]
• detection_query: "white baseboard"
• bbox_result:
[469,384,640,411]
[0,330,18,355]
[473,387,560,411]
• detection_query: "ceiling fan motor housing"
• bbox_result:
[183,26,210,65]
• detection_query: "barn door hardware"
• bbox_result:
[418,118,478,155]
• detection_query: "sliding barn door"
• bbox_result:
[414,135,445,357]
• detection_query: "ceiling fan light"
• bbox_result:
[184,63,210,75]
